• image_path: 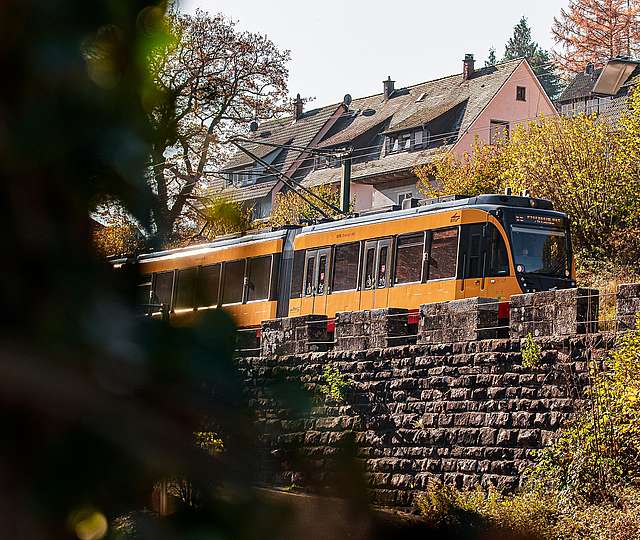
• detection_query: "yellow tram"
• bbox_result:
[126,194,575,328]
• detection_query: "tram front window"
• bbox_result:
[511,226,568,277]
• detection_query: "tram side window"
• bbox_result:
[290,251,305,299]
[429,228,458,280]
[197,264,220,307]
[333,242,359,292]
[247,256,271,301]
[377,246,389,288]
[317,254,328,294]
[487,224,509,276]
[153,271,174,310]
[222,260,245,304]
[363,246,376,289]
[304,256,315,296]
[395,232,424,284]
[174,267,197,310]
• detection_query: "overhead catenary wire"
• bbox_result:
[228,138,347,219]
[146,68,570,172]
[149,66,593,198]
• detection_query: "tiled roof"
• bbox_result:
[319,60,522,148]
[216,59,523,201]
[557,69,602,103]
[301,144,454,187]
[222,105,343,171]
[558,63,640,103]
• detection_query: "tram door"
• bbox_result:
[301,248,331,315]
[460,223,486,299]
[359,238,392,310]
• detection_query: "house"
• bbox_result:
[213,55,556,216]
[556,56,639,122]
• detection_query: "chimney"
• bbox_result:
[463,53,475,80]
[585,62,595,75]
[383,76,395,100]
[293,93,303,120]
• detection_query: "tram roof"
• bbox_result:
[115,194,561,264]
[113,227,291,264]
[297,194,558,236]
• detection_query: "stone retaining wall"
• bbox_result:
[238,335,615,509]
[237,285,639,510]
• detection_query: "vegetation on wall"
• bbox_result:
[418,318,640,540]
[318,363,351,403]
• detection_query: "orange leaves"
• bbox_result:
[552,0,640,73]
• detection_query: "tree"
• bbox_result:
[415,140,505,200]
[198,196,254,239]
[415,86,640,262]
[552,0,640,73]
[270,184,348,227]
[137,9,290,245]
[501,112,640,259]
[503,16,563,99]
[485,47,497,67]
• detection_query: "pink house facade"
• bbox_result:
[453,60,557,157]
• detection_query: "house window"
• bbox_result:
[226,168,259,187]
[414,130,423,147]
[314,155,340,170]
[387,132,413,153]
[490,120,510,145]
[516,86,526,101]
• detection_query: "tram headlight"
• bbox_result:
[516,264,525,273]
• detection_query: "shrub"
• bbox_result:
[415,139,505,199]
[529,316,640,502]
[522,333,542,368]
[318,363,351,402]
[200,196,254,238]
[417,482,558,540]
[270,184,351,227]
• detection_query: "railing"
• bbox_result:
[235,285,640,356]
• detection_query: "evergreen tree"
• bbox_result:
[503,16,563,100]
[485,47,497,67]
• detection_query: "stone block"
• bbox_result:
[261,315,329,356]
[616,283,640,331]
[334,308,410,351]
[510,288,599,338]
[418,297,500,344]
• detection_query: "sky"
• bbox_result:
[180,0,568,108]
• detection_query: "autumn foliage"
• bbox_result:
[552,0,640,72]
[416,86,640,263]
[270,184,349,227]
